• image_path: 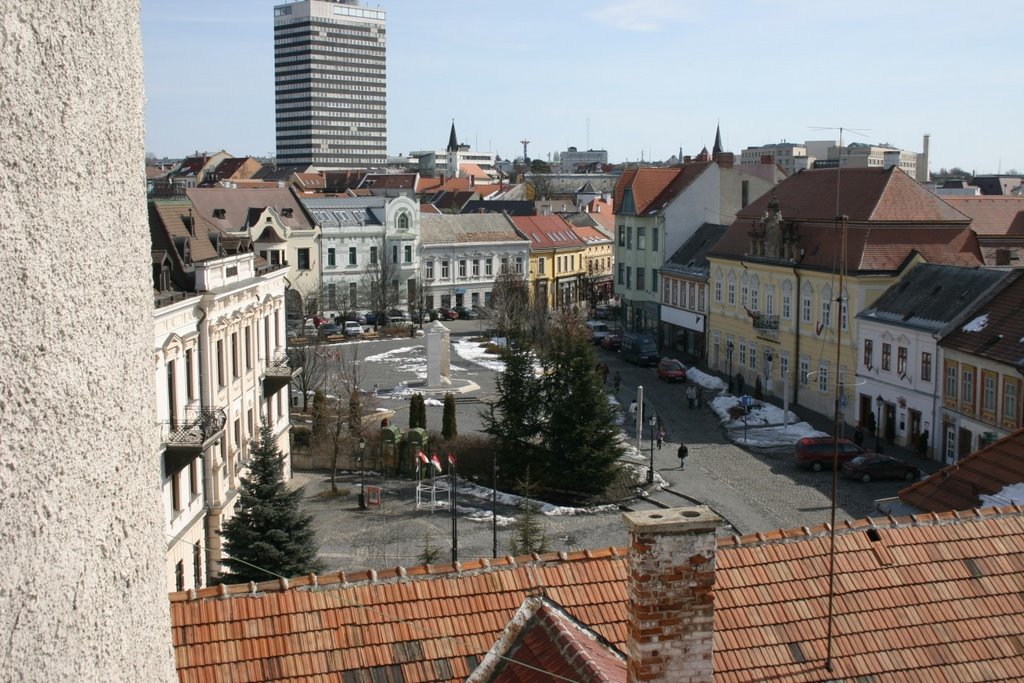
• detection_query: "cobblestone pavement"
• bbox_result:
[294,325,939,574]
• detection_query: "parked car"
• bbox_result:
[842,455,921,483]
[621,333,659,366]
[364,311,379,325]
[585,320,611,345]
[436,308,459,320]
[794,437,869,472]
[343,321,363,337]
[387,315,412,326]
[318,323,342,339]
[454,306,479,320]
[656,358,687,382]
[600,333,622,351]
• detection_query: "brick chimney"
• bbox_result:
[716,152,735,168]
[624,506,721,683]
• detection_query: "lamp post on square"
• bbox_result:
[357,437,366,510]
[648,414,657,485]
[727,341,735,392]
[875,395,884,453]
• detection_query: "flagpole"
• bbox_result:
[450,453,458,564]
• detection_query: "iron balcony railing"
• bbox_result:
[163,406,226,450]
[263,352,295,379]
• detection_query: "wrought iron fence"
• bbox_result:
[164,407,227,448]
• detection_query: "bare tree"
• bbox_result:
[488,267,530,340]
[287,336,328,410]
[316,346,378,492]
[360,235,402,326]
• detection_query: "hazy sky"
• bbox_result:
[142,1,1022,173]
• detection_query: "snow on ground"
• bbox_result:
[452,339,506,372]
[686,367,728,392]
[457,481,618,516]
[709,394,828,448]
[362,346,426,376]
[457,505,516,527]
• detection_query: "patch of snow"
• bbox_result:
[979,482,1024,507]
[686,367,728,392]
[457,482,617,516]
[457,505,516,527]
[452,339,507,372]
[961,313,989,333]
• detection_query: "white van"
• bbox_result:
[584,320,611,344]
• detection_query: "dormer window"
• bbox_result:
[281,208,293,218]
[213,208,226,219]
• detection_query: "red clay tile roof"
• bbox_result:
[170,507,1024,682]
[900,429,1024,512]
[510,215,586,250]
[736,167,970,223]
[944,196,1024,235]
[585,198,615,232]
[939,269,1024,364]
[613,164,712,216]
[186,187,315,232]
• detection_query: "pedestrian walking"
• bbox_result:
[613,371,622,394]
[628,399,637,419]
[677,443,689,469]
[657,428,665,450]
[736,373,745,396]
[696,385,704,408]
[686,384,696,409]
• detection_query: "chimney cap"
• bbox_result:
[623,506,721,534]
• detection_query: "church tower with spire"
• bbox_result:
[712,123,724,161]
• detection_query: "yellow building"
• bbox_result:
[707,167,982,420]
[512,215,588,309]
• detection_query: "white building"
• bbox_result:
[273,0,387,167]
[855,264,1008,461]
[739,142,812,175]
[419,212,530,309]
[151,200,296,591]
[302,195,421,313]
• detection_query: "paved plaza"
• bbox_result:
[295,323,939,574]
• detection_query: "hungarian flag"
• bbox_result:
[447,452,457,467]
[430,454,443,473]
[416,450,429,465]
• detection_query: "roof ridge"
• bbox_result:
[718,503,1024,548]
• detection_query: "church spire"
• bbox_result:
[447,119,458,153]
[712,122,723,160]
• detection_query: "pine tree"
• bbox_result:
[509,470,548,556]
[481,341,543,486]
[442,392,457,439]
[409,393,426,429]
[538,316,624,497]
[219,423,323,584]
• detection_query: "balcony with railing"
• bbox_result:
[163,406,226,457]
[263,352,301,397]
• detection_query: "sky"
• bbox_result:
[142,0,1023,174]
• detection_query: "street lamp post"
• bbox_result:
[727,341,735,393]
[875,395,884,453]
[648,414,657,485]
[357,436,366,510]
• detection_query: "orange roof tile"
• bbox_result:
[613,164,712,217]
[171,508,1024,682]
[510,215,586,250]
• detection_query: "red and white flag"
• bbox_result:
[430,454,443,473]
[417,450,429,465]
[447,452,457,467]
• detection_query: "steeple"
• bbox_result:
[712,122,723,160]
[447,119,458,153]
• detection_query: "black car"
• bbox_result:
[318,323,342,338]
[454,306,478,320]
[842,455,921,483]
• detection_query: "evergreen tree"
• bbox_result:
[481,341,543,486]
[219,423,322,584]
[409,393,426,429]
[509,469,548,556]
[442,392,457,439]
[538,316,624,497]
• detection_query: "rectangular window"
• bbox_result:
[961,366,975,408]
[652,269,658,295]
[863,339,873,369]
[945,361,958,403]
[663,280,671,303]
[897,346,907,376]
[369,246,378,265]
[231,332,239,378]
[627,226,633,249]
[296,248,310,271]
[715,279,722,303]
[782,292,791,319]
[637,268,645,291]
[392,245,399,264]
[404,245,412,263]
[501,257,509,272]
[515,257,524,274]
[170,466,181,513]
[982,371,998,417]
[1004,378,1020,429]
[538,258,545,275]
[800,357,810,386]
[459,260,467,277]
[780,353,790,386]
[184,349,194,401]
[749,344,757,371]
[233,419,241,461]
[472,259,480,276]
[739,341,747,367]
[556,256,561,273]
[618,226,625,247]
[741,283,748,307]
[189,458,199,498]
[801,292,812,323]
[442,261,450,278]
[821,298,831,328]
[244,327,252,370]
[327,247,336,267]
[637,227,646,250]
[217,339,225,386]
[652,228,659,251]
[728,280,736,305]
[485,258,493,276]
[426,261,434,279]
[881,343,892,372]
[921,352,932,382]
[618,263,624,285]
[750,286,759,311]
[175,561,184,592]
[348,247,357,266]
[818,362,829,393]
[698,284,705,312]
[671,280,679,306]
[626,266,632,289]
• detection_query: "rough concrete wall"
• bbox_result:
[0,2,175,680]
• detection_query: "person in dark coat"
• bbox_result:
[677,443,689,469]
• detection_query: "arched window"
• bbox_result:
[727,271,736,305]
[750,275,760,311]
[740,272,749,307]
[714,268,723,303]
[801,282,813,323]
[396,212,409,231]
[781,280,793,319]
[821,284,832,329]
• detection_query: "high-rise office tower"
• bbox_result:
[274,0,387,168]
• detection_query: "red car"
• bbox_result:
[656,358,687,382]
[600,333,622,351]
[435,308,459,320]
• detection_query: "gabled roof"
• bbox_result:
[301,196,386,228]
[186,187,315,232]
[428,190,478,212]
[359,173,418,190]
[612,163,712,216]
[170,507,1024,682]
[510,215,586,250]
[943,195,1024,235]
[735,167,969,223]
[857,263,1010,331]
[939,269,1024,364]
[210,157,260,181]
[900,430,1024,513]
[460,200,535,217]
[570,224,612,246]
[419,213,525,246]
